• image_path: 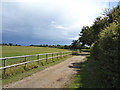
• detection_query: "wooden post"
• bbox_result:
[63,52,64,57]
[37,55,39,64]
[60,52,61,58]
[4,58,6,77]
[24,56,27,70]
[46,54,48,64]
[61,52,62,58]
[52,53,54,62]
[57,53,58,59]
[40,55,44,66]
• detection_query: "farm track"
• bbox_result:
[3,53,87,88]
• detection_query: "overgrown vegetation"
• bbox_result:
[69,5,120,88]
[90,6,119,88]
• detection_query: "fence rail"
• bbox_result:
[0,51,72,77]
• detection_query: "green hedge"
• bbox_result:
[90,22,119,87]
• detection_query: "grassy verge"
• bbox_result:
[3,55,73,85]
[67,55,102,88]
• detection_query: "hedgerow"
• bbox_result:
[91,22,119,87]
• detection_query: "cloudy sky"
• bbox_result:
[2,0,119,45]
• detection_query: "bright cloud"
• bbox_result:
[55,25,67,29]
[2,0,118,45]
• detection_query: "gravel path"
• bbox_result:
[4,54,86,88]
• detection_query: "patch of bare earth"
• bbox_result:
[4,54,86,88]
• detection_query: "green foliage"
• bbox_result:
[9,43,13,46]
[71,40,84,50]
[79,26,94,46]
[77,5,120,88]
[79,16,108,46]
[91,22,119,87]
[107,6,120,23]
[79,6,120,46]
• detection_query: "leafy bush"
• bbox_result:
[91,22,119,87]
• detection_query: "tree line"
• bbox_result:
[30,42,89,50]
[1,43,21,46]
[1,42,89,50]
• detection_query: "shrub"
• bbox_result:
[90,22,119,87]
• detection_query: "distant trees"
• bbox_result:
[9,43,13,46]
[2,43,8,46]
[29,44,72,50]
[29,42,88,50]
[2,43,21,46]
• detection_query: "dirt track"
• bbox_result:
[4,54,86,88]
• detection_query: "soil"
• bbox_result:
[3,54,86,88]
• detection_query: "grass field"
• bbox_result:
[1,46,72,84]
[2,46,70,57]
[2,46,71,66]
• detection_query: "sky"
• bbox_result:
[1,0,119,45]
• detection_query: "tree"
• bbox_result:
[71,40,82,50]
[9,43,13,46]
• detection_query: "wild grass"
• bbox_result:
[67,55,103,88]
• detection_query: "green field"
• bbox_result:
[2,46,71,66]
[2,46,70,57]
[1,46,72,82]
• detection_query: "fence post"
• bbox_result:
[52,53,54,62]
[60,52,62,58]
[24,56,27,70]
[46,54,48,64]
[40,55,44,66]
[4,58,6,77]
[57,53,58,59]
[37,55,39,64]
[63,52,64,57]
